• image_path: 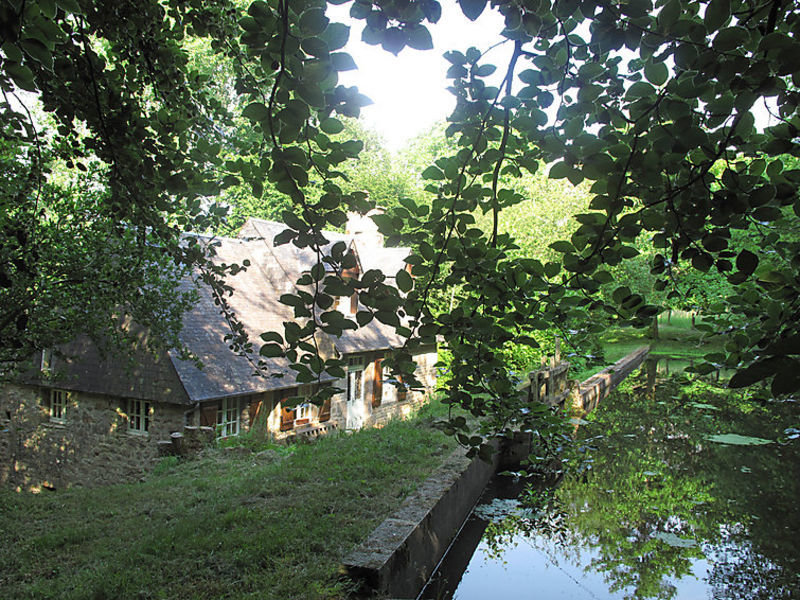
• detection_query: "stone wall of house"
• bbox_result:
[0,383,185,492]
[412,348,439,391]
[365,348,439,428]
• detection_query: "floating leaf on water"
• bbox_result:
[643,471,659,477]
[783,427,800,440]
[654,532,698,548]
[688,402,719,410]
[570,417,590,425]
[740,466,752,473]
[473,498,522,522]
[705,433,772,445]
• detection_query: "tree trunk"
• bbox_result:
[650,315,659,339]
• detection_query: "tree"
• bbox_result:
[216,118,422,236]
[2,0,799,449]
[0,0,243,366]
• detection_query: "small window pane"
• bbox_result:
[128,400,151,433]
[217,398,240,438]
[50,390,67,423]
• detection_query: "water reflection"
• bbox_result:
[421,362,800,600]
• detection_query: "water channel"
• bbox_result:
[420,359,800,600]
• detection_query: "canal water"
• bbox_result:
[420,362,800,600]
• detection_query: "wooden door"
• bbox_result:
[372,359,383,408]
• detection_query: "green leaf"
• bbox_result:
[644,60,668,86]
[21,39,53,70]
[320,118,344,134]
[1,42,22,63]
[259,343,285,357]
[6,63,35,91]
[330,52,357,71]
[300,8,329,36]
[692,252,713,272]
[688,402,719,411]
[311,263,325,281]
[612,285,631,304]
[549,241,574,253]
[701,235,727,252]
[56,0,83,13]
[705,433,772,446]
[458,0,486,21]
[704,0,731,32]
[242,102,269,121]
[260,331,283,344]
[713,26,747,52]
[729,358,779,388]
[549,161,570,179]
[301,37,329,57]
[421,166,445,180]
[381,27,407,55]
[396,268,413,292]
[474,64,496,77]
[736,249,758,275]
[406,25,434,50]
[321,23,350,50]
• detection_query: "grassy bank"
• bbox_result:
[0,411,455,600]
[572,311,723,381]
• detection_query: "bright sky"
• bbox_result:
[326,2,777,151]
[327,1,510,150]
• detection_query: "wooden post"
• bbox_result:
[170,431,184,455]
[544,371,552,403]
[555,337,561,364]
[529,371,540,403]
[650,315,660,339]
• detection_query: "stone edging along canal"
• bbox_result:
[340,346,650,599]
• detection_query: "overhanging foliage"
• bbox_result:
[1,0,799,446]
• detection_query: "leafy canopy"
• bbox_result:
[2,0,800,446]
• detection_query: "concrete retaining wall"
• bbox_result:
[341,347,650,598]
[341,442,499,599]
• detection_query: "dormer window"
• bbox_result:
[41,348,53,373]
[340,250,360,315]
[337,291,359,315]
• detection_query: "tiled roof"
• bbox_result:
[38,218,412,404]
[32,332,192,405]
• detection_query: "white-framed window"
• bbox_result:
[128,399,151,434]
[217,397,240,438]
[382,365,392,403]
[347,357,365,403]
[49,389,68,423]
[295,403,316,422]
[348,357,365,368]
[294,385,318,423]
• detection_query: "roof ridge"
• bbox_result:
[242,216,350,241]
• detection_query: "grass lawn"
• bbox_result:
[572,311,724,381]
[0,409,455,600]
